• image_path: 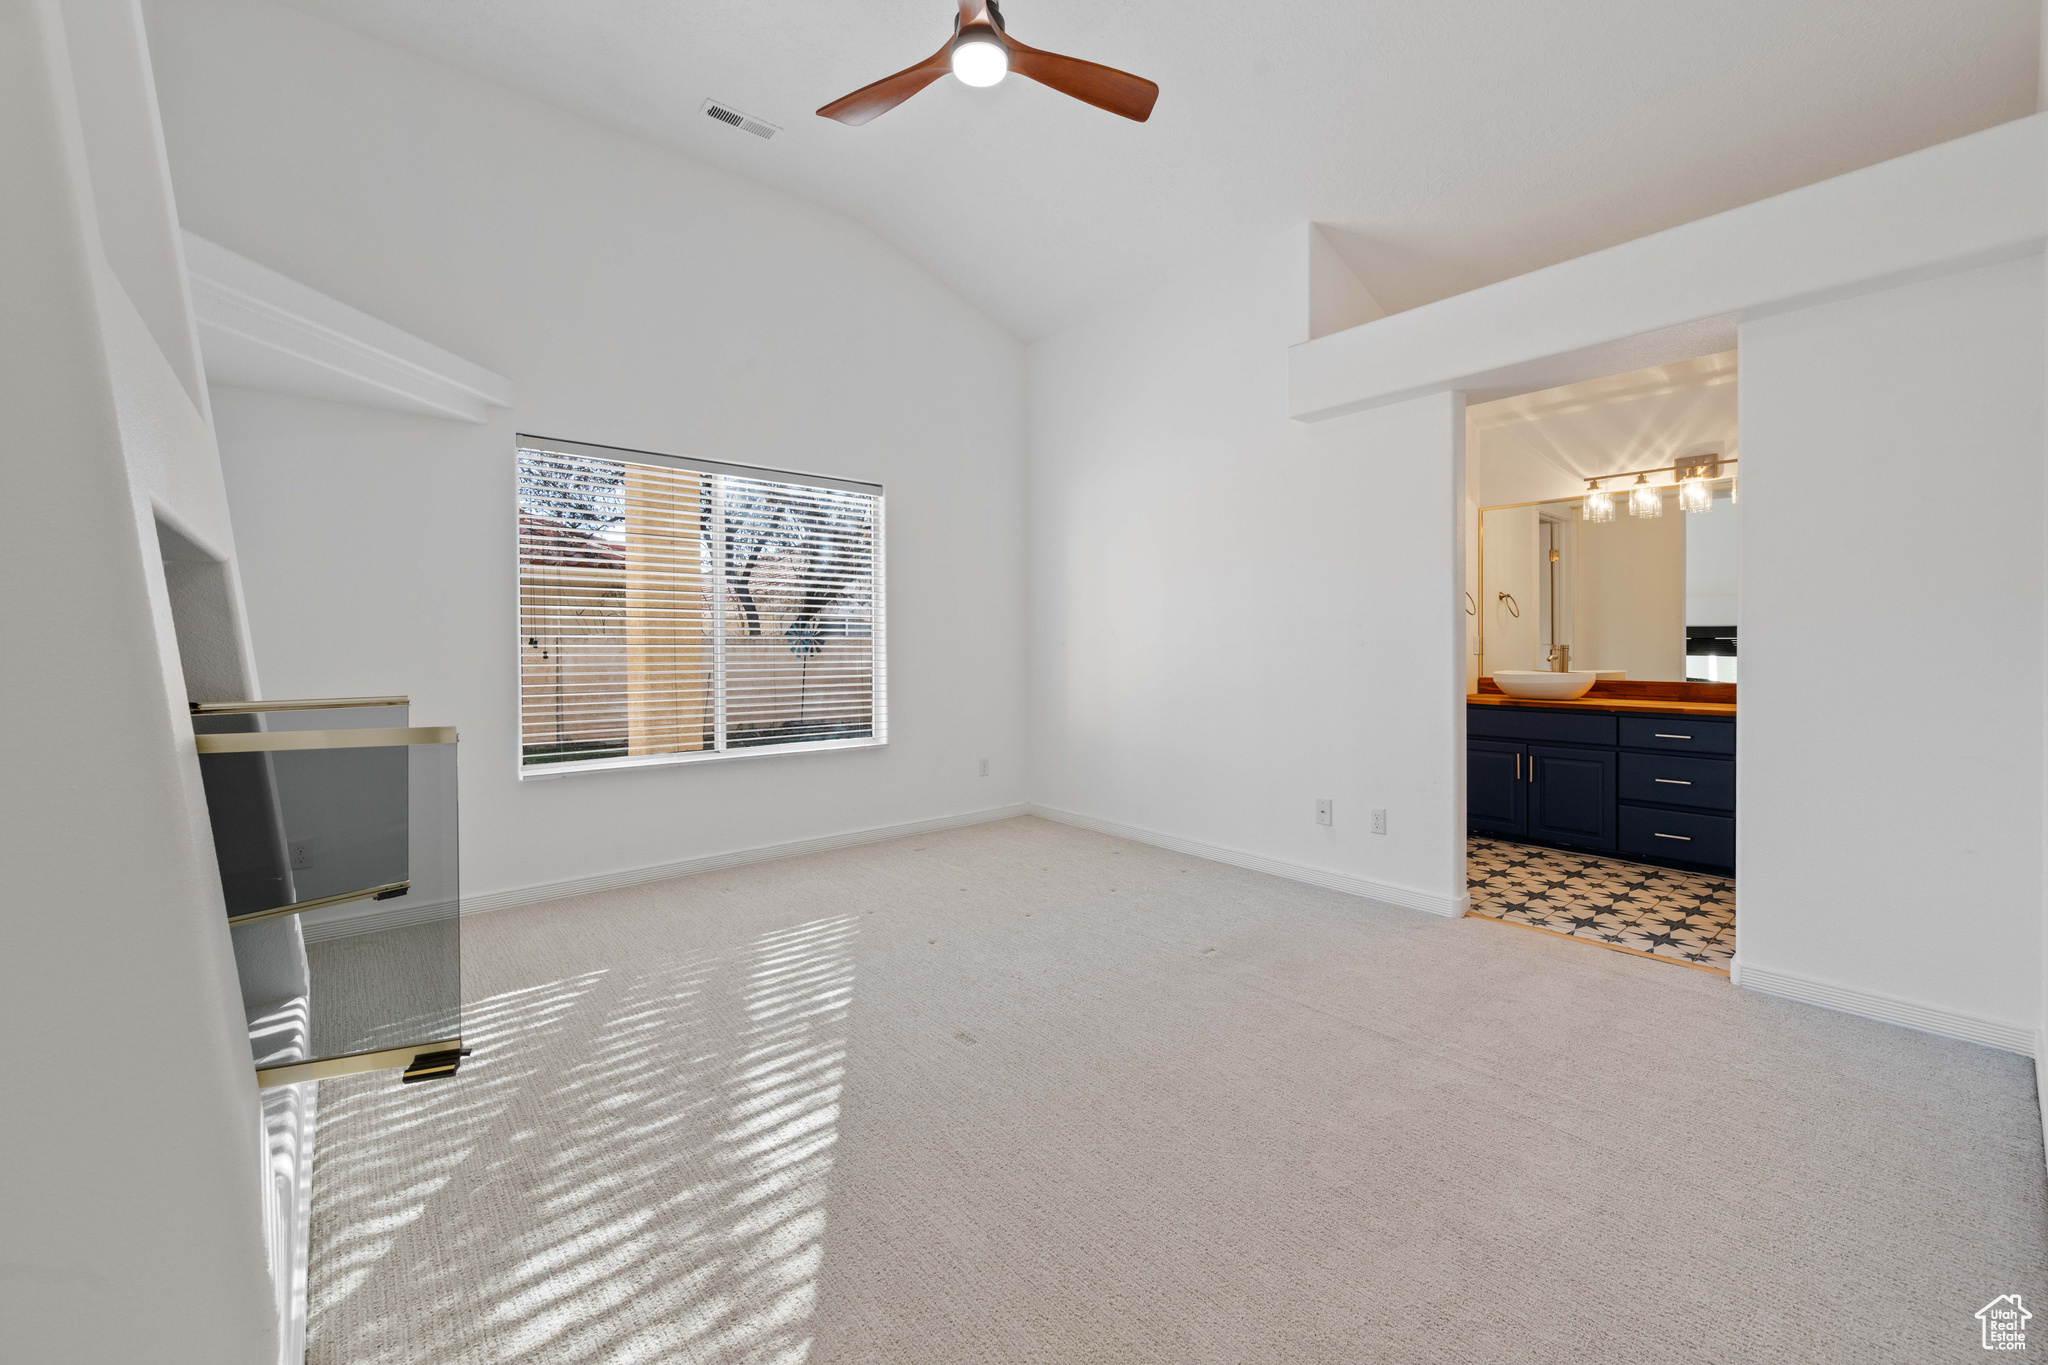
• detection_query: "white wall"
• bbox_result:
[145,0,1029,903]
[1028,227,1467,915]
[1,0,277,1359]
[1739,253,2045,1041]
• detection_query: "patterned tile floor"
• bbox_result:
[1466,835,1735,973]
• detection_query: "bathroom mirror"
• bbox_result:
[1478,480,1738,684]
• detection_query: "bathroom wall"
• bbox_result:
[1479,504,1542,674]
[1469,360,1738,510]
[1685,495,1741,627]
[1469,357,1738,682]
[1574,497,1687,680]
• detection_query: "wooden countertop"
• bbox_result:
[1467,693,1737,718]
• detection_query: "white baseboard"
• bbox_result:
[2037,1054,2047,1172]
[1732,957,2036,1057]
[2038,1054,2047,1166]
[299,893,455,943]
[1026,803,1468,918]
[467,801,1032,914]
[303,803,1030,941]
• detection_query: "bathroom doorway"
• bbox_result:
[1461,354,1738,974]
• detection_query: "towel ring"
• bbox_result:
[1497,591,1521,618]
[1464,591,1477,616]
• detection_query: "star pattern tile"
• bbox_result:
[1466,836,1734,973]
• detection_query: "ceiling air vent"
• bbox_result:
[702,99,780,140]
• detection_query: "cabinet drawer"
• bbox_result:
[1618,715,1734,755]
[1619,752,1734,812]
[1618,805,1735,868]
[1469,706,1616,747]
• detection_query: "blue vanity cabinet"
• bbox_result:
[1469,701,1734,873]
[1467,739,1527,835]
[1528,745,1617,850]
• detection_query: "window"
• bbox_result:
[517,435,884,774]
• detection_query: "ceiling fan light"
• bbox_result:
[951,36,1009,87]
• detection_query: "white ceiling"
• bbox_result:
[276,0,2041,340]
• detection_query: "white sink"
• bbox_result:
[1492,670,1599,700]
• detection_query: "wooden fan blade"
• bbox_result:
[817,43,954,125]
[1005,39,1158,122]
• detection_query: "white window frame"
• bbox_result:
[514,434,887,779]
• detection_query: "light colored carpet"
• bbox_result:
[306,918,461,1060]
[306,816,2045,1364]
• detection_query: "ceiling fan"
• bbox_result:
[817,0,1159,126]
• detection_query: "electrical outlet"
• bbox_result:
[978,758,990,777]
[1371,808,1388,835]
[1315,799,1333,827]
[290,840,314,869]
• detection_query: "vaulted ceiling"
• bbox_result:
[276,0,2041,339]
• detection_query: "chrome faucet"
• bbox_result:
[1546,644,1572,673]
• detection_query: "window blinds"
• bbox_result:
[517,437,883,772]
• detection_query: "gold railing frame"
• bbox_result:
[191,695,408,714]
[256,1037,464,1090]
[195,726,457,753]
[226,880,411,927]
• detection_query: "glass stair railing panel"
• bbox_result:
[192,698,463,1087]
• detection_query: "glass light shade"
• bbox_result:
[951,38,1009,86]
[1583,488,1615,523]
[1678,477,1712,514]
[1628,480,1663,518]
[1729,474,1739,504]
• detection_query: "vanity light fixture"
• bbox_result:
[1583,478,1615,523]
[1673,452,1719,514]
[1628,473,1663,518]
